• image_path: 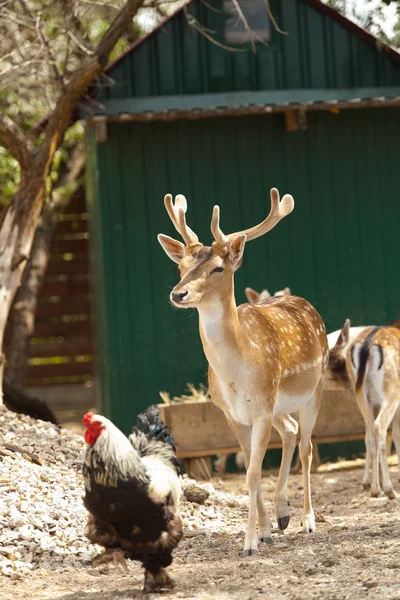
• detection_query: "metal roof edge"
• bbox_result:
[80,87,400,118]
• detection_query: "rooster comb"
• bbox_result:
[83,412,94,427]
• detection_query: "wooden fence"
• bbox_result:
[5,191,95,387]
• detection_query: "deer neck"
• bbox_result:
[198,292,242,371]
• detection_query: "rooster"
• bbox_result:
[82,406,183,592]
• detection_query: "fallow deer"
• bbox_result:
[346,326,400,498]
[214,286,291,475]
[327,319,371,389]
[245,286,291,305]
[158,189,329,556]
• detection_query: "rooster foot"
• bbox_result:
[143,568,175,593]
[92,549,128,572]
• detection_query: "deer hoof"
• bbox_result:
[385,489,397,500]
[259,537,273,544]
[278,516,290,531]
[243,548,259,557]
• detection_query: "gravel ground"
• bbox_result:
[1,406,400,600]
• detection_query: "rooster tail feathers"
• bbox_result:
[132,405,177,452]
[130,406,182,476]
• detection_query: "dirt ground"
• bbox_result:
[1,459,400,600]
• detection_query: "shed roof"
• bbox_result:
[80,0,400,121]
[36,0,400,133]
[104,0,400,74]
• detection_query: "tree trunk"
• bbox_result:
[6,144,86,385]
[6,208,56,384]
[0,178,47,404]
[0,0,146,404]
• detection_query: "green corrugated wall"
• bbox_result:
[96,0,400,102]
[87,108,400,431]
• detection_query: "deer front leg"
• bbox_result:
[298,381,323,533]
[244,417,273,556]
[226,416,272,544]
[273,415,298,531]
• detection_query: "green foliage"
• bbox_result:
[0,148,20,208]
[328,0,400,48]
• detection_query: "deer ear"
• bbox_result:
[259,289,272,302]
[335,318,350,349]
[245,287,260,304]
[158,234,186,264]
[228,235,246,271]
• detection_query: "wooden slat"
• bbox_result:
[50,238,89,254]
[39,280,90,298]
[158,387,366,459]
[63,193,86,214]
[35,299,92,319]
[46,257,88,276]
[28,339,93,358]
[33,320,92,338]
[26,361,94,380]
[54,220,89,235]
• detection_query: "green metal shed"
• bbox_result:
[84,0,400,433]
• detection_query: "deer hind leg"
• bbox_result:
[391,404,400,481]
[272,415,298,531]
[373,378,399,499]
[355,388,378,495]
[298,381,323,533]
[363,429,372,489]
[226,417,272,545]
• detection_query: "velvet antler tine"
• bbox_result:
[224,188,294,243]
[164,194,180,233]
[211,205,228,246]
[178,208,198,246]
[163,193,198,245]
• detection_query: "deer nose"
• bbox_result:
[171,291,188,303]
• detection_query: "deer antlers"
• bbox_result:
[164,194,199,246]
[164,188,294,247]
[211,188,294,245]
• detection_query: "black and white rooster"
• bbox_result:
[82,406,183,592]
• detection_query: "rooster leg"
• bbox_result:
[92,549,128,572]
[143,568,175,593]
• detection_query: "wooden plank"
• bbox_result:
[35,299,92,319]
[54,220,89,235]
[26,361,94,380]
[46,257,89,276]
[158,385,366,459]
[32,320,92,338]
[49,238,89,254]
[28,339,93,358]
[39,280,90,298]
[63,193,86,214]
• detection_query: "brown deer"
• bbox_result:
[158,189,329,556]
[214,286,291,475]
[346,326,400,498]
[327,319,372,389]
[244,286,291,305]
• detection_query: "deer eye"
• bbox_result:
[211,266,224,274]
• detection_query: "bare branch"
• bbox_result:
[38,0,145,172]
[0,114,34,171]
[262,0,287,35]
[184,5,246,53]
[231,0,256,52]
